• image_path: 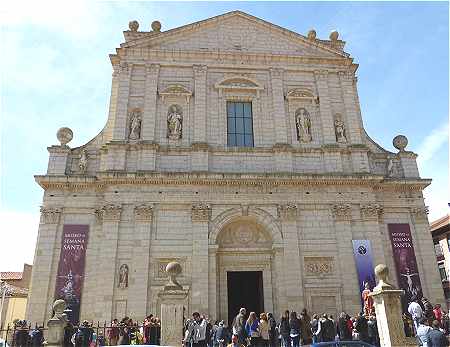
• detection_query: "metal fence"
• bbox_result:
[0,322,161,346]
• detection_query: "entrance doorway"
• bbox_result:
[227,271,264,326]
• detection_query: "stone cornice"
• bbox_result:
[34,173,430,192]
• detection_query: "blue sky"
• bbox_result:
[1,1,448,270]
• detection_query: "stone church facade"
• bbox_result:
[27,11,442,325]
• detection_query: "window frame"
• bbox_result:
[226,101,255,148]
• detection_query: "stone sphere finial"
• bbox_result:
[56,127,73,146]
[151,20,161,32]
[329,30,339,41]
[393,135,408,152]
[307,29,317,41]
[129,20,139,32]
[52,299,67,315]
[165,261,182,290]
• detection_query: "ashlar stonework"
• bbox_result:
[26,11,443,325]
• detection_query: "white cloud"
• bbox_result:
[0,210,40,271]
[417,121,449,168]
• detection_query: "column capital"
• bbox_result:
[146,63,160,74]
[314,70,329,81]
[134,203,153,222]
[191,202,211,222]
[277,203,298,221]
[331,203,352,221]
[410,206,429,222]
[269,67,284,79]
[360,204,383,221]
[193,64,207,74]
[95,203,122,222]
[40,206,62,224]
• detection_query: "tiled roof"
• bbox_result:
[0,282,29,297]
[0,272,23,280]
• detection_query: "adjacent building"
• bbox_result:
[26,11,443,325]
[431,214,450,308]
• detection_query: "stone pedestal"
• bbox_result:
[45,300,68,347]
[158,289,188,347]
[369,264,415,347]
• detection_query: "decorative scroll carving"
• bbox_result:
[128,109,142,140]
[214,76,263,92]
[304,257,334,276]
[295,108,312,143]
[159,84,191,103]
[134,204,153,222]
[286,89,315,99]
[360,204,383,220]
[332,203,352,221]
[40,207,61,224]
[191,203,211,222]
[95,204,122,222]
[167,105,183,140]
[218,221,271,248]
[277,203,298,221]
[193,64,207,74]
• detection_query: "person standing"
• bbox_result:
[267,313,277,347]
[426,320,448,347]
[337,312,351,341]
[423,297,436,321]
[213,321,228,347]
[299,309,312,345]
[310,314,321,344]
[367,316,379,347]
[433,304,444,326]
[227,334,242,347]
[245,312,260,347]
[195,313,208,347]
[354,312,369,343]
[232,308,247,345]
[279,311,290,347]
[289,311,302,347]
[320,314,334,342]
[416,318,433,347]
[259,313,270,347]
[408,297,424,334]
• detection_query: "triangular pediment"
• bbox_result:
[122,11,349,59]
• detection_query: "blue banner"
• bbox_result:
[352,240,376,299]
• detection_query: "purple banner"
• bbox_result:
[352,240,376,311]
[388,223,423,304]
[54,225,89,324]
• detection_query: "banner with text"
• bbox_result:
[54,224,89,324]
[352,240,376,300]
[388,223,423,305]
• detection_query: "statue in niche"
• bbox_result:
[128,109,142,140]
[167,105,183,140]
[118,264,129,289]
[78,149,88,174]
[334,117,347,143]
[387,157,394,177]
[295,108,312,143]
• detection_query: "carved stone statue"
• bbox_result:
[118,264,129,289]
[387,158,394,177]
[79,149,87,173]
[334,117,347,143]
[167,105,183,140]
[128,110,142,140]
[295,108,312,143]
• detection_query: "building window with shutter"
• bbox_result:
[227,101,254,147]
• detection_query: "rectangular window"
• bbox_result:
[227,101,254,147]
[438,263,448,281]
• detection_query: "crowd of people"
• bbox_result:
[183,308,381,347]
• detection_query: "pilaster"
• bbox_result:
[128,204,153,319]
[360,204,386,266]
[338,71,363,144]
[26,207,62,325]
[193,65,207,143]
[191,203,210,313]
[332,203,359,313]
[278,203,303,311]
[270,68,288,144]
[94,203,122,322]
[208,245,219,320]
[314,70,335,144]
[112,63,132,141]
[137,143,159,171]
[142,64,160,141]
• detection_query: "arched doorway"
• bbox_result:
[214,217,275,324]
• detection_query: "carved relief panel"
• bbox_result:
[217,220,272,248]
[155,258,186,280]
[304,257,335,276]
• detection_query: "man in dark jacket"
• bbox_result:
[426,320,448,347]
[355,312,369,343]
[320,314,335,342]
[267,313,277,347]
[367,316,380,346]
[232,308,247,344]
[337,312,351,341]
[30,326,45,347]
